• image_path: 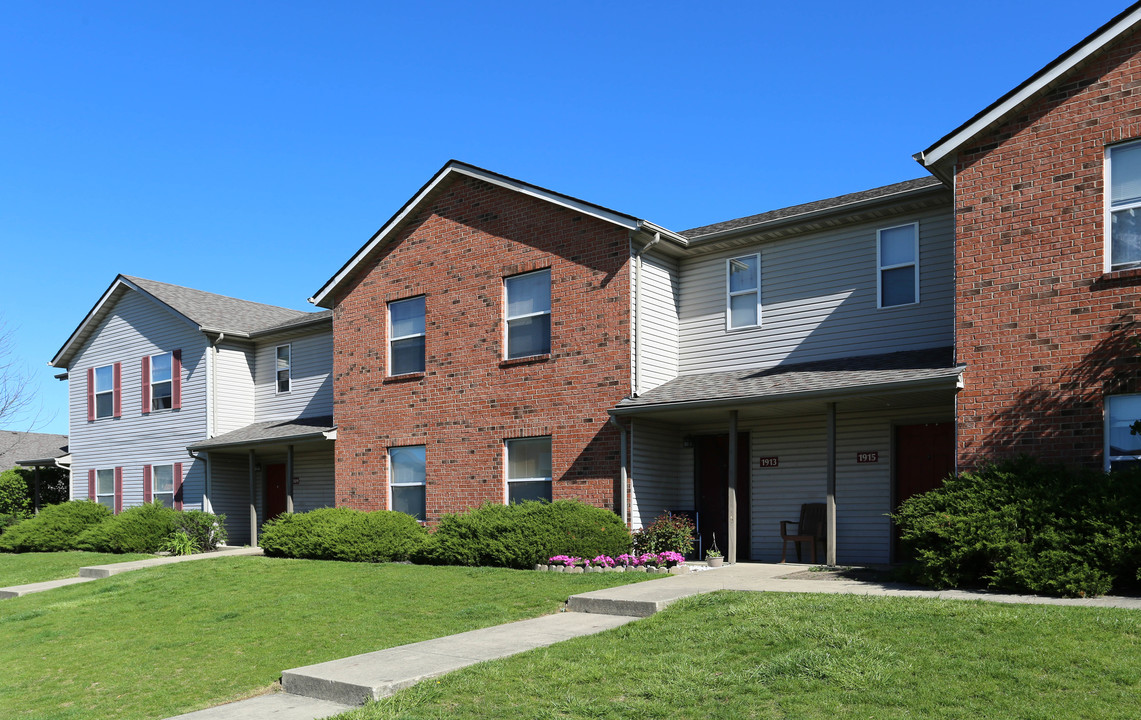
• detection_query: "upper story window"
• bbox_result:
[389,296,426,376]
[877,223,919,308]
[389,445,426,521]
[505,270,551,359]
[150,352,173,411]
[1105,394,1141,471]
[95,468,115,510]
[1107,141,1141,270]
[726,254,761,329]
[506,436,552,504]
[276,345,291,394]
[93,364,115,419]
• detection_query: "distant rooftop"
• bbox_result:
[0,431,68,469]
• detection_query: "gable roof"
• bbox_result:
[309,160,686,308]
[51,275,331,368]
[917,2,1141,180]
[0,431,68,469]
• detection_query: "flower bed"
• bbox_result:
[538,551,688,574]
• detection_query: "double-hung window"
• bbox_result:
[1105,394,1141,471]
[153,465,175,508]
[276,345,291,393]
[877,223,919,308]
[389,445,426,521]
[150,352,173,410]
[505,270,551,359]
[389,296,426,375]
[506,436,552,503]
[96,468,115,510]
[93,365,115,419]
[726,255,760,329]
[1107,141,1141,270]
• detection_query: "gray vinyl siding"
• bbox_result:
[677,207,954,375]
[254,329,333,421]
[629,419,691,528]
[213,342,255,435]
[67,289,209,511]
[207,445,334,546]
[634,253,680,394]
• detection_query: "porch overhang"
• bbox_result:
[187,416,336,453]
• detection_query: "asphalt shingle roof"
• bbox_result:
[125,276,330,336]
[0,431,69,468]
[680,177,944,240]
[615,347,961,411]
[187,416,335,451]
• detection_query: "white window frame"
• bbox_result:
[1105,140,1141,272]
[275,344,291,394]
[388,296,426,376]
[1104,394,1141,471]
[94,364,115,419]
[725,254,761,330]
[150,351,173,411]
[96,468,115,509]
[152,464,175,508]
[877,222,920,309]
[388,445,427,521]
[504,269,551,359]
[504,436,553,504]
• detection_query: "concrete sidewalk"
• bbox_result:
[0,546,263,599]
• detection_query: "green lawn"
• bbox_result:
[0,551,153,586]
[339,591,1141,720]
[0,557,650,720]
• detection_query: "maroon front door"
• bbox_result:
[265,463,288,521]
[694,433,751,560]
[893,422,955,556]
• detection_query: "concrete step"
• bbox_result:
[164,692,351,720]
[282,611,639,706]
[0,576,96,599]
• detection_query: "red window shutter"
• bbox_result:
[113,362,122,418]
[172,350,182,410]
[143,465,152,503]
[87,368,95,422]
[88,469,95,500]
[114,467,123,514]
[173,462,183,510]
[141,356,151,414]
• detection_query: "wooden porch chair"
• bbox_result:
[780,503,826,563]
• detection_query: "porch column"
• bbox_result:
[286,444,295,514]
[248,450,258,547]
[727,409,738,565]
[825,402,837,566]
[33,466,41,515]
[617,425,628,527]
[203,452,212,515]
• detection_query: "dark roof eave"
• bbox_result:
[609,372,964,417]
[187,429,334,452]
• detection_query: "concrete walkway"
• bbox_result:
[160,561,1141,719]
[0,546,263,599]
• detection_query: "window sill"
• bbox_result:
[500,354,551,368]
[384,372,426,383]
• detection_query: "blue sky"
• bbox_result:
[1,0,1130,435]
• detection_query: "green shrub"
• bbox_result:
[260,507,429,562]
[162,530,199,556]
[0,513,20,535]
[0,468,32,517]
[176,510,227,551]
[894,457,1141,597]
[0,500,112,552]
[75,502,181,553]
[0,467,69,517]
[632,512,696,556]
[429,500,631,569]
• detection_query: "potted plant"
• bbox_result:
[705,535,724,567]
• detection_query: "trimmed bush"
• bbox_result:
[260,507,429,562]
[632,512,696,556]
[0,500,112,552]
[894,456,1141,598]
[0,513,20,535]
[0,468,32,517]
[75,502,181,553]
[429,500,631,569]
[176,510,228,551]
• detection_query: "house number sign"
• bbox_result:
[758,456,779,468]
[856,451,879,464]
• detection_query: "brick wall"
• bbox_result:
[332,175,631,520]
[955,29,1141,468]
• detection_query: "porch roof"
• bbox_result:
[188,415,336,451]
[612,347,963,416]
